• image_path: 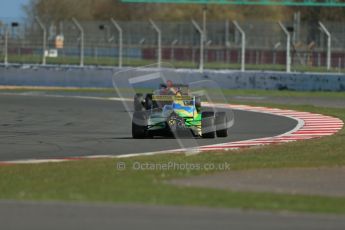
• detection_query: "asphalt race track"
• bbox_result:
[0,94,297,161]
[1,201,345,230]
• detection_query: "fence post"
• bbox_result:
[319,21,331,70]
[203,5,207,43]
[110,19,123,68]
[233,21,245,72]
[192,19,204,72]
[225,20,231,64]
[72,18,84,67]
[35,17,46,65]
[149,19,162,69]
[171,39,178,62]
[4,26,9,66]
[278,21,291,73]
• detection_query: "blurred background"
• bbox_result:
[0,0,344,72]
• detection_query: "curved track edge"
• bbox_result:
[200,104,343,151]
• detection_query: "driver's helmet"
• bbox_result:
[159,80,177,95]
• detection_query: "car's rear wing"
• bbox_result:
[152,95,194,101]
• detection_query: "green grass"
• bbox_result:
[3,54,344,73]
[221,89,345,99]
[1,159,345,214]
[0,98,345,214]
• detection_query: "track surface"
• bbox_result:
[0,94,297,161]
[1,201,344,230]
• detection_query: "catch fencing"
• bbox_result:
[0,17,344,73]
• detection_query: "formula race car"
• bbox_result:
[131,83,229,139]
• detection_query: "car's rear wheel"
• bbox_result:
[132,111,148,139]
[195,96,201,112]
[145,93,157,110]
[202,111,216,138]
[215,112,228,137]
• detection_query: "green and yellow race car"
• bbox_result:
[132,84,229,139]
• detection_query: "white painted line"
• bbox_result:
[128,73,161,84]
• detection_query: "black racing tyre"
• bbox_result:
[134,93,144,111]
[145,93,156,110]
[215,112,228,137]
[201,111,216,138]
[195,96,201,112]
[132,111,148,139]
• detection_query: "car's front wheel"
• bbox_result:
[132,111,148,139]
[134,93,145,111]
